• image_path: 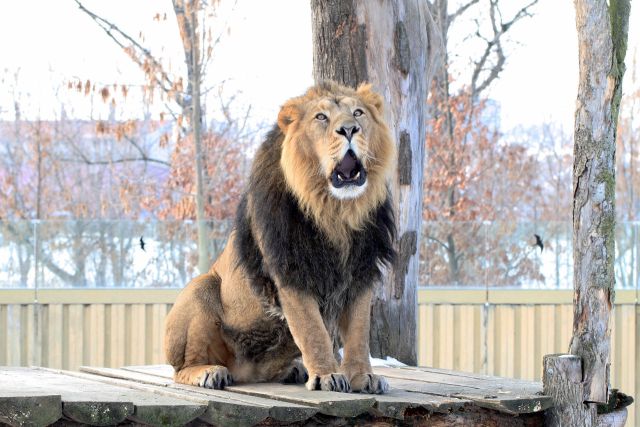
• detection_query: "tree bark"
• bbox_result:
[543,354,596,426]
[311,0,442,363]
[569,0,630,404]
[174,0,209,274]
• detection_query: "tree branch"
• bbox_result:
[470,0,538,98]
[426,234,450,251]
[448,0,480,25]
[74,0,184,108]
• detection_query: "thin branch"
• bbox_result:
[59,156,170,167]
[448,0,480,24]
[74,0,184,108]
[426,235,450,251]
[470,0,538,98]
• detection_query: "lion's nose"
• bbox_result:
[336,125,360,142]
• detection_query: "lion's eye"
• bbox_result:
[353,109,364,117]
[315,113,328,121]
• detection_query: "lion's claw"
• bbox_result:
[198,366,233,389]
[350,373,389,394]
[282,360,309,384]
[306,373,351,393]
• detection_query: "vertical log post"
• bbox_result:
[569,0,630,405]
[543,354,596,426]
[545,1,630,425]
[310,0,441,364]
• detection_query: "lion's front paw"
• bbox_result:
[306,373,351,393]
[281,360,309,384]
[350,373,389,394]
[198,366,234,390]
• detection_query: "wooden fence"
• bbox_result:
[417,289,639,426]
[1,288,638,425]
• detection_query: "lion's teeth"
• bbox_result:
[337,174,344,181]
[354,171,360,179]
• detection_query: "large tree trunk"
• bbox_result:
[311,0,441,364]
[569,0,630,405]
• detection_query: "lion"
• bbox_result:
[164,81,396,394]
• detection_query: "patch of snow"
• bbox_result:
[338,348,407,367]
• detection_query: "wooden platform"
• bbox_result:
[0,365,552,426]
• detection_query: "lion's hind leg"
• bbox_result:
[164,273,235,389]
[175,365,233,389]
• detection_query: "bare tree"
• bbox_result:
[74,0,221,273]
[425,0,538,285]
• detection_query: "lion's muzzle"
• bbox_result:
[331,149,367,188]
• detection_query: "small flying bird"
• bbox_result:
[140,236,146,252]
[534,234,544,252]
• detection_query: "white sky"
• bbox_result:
[0,0,638,134]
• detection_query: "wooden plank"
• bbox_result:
[108,304,126,368]
[417,289,487,304]
[417,304,430,366]
[34,368,206,426]
[88,304,105,366]
[67,304,84,370]
[122,364,174,378]
[0,305,7,365]
[487,304,497,375]
[457,305,475,372]
[518,305,535,380]
[0,369,62,427]
[438,304,454,369]
[35,289,180,304]
[0,290,36,304]
[80,366,318,425]
[150,304,168,364]
[6,305,21,365]
[31,304,43,367]
[0,368,129,425]
[130,305,146,365]
[372,389,468,419]
[488,290,573,304]
[0,393,61,427]
[374,366,551,415]
[377,365,544,391]
[47,304,63,369]
[225,383,376,418]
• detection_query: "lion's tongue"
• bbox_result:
[336,150,358,178]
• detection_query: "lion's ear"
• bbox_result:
[356,83,384,114]
[277,100,301,133]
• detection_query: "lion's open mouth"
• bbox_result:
[330,149,367,188]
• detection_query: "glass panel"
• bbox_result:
[420,221,488,288]
[484,221,573,289]
[615,221,639,290]
[421,221,575,289]
[1,220,634,290]
[32,220,232,289]
[0,221,35,288]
